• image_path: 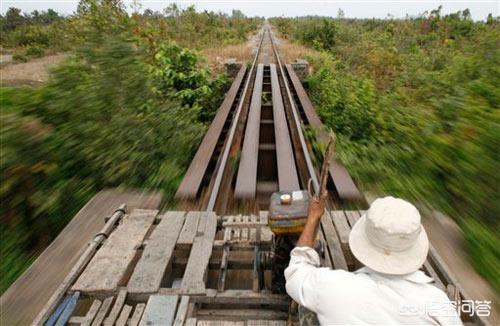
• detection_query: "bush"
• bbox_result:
[25,44,44,57]
[0,34,226,293]
[12,52,27,62]
[280,10,500,292]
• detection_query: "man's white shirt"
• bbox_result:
[285,247,462,325]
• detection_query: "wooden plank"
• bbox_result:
[128,211,186,294]
[233,215,241,240]
[129,303,146,326]
[55,291,80,326]
[139,295,178,326]
[423,261,446,291]
[218,244,230,292]
[224,216,233,241]
[197,322,244,326]
[181,213,218,294]
[91,296,114,326]
[103,289,126,326]
[185,290,289,306]
[321,212,348,270]
[235,63,264,198]
[249,215,257,240]
[331,211,351,245]
[241,216,249,241]
[270,64,300,192]
[68,316,86,324]
[81,300,102,326]
[173,296,190,326]
[196,309,287,320]
[330,211,354,268]
[177,211,201,247]
[115,304,132,326]
[176,66,247,199]
[248,321,286,326]
[219,217,233,292]
[345,210,362,227]
[185,318,197,326]
[72,210,157,293]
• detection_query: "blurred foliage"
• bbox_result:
[1,2,261,62]
[1,7,68,51]
[1,0,259,293]
[271,9,500,292]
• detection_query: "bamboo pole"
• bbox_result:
[32,204,127,326]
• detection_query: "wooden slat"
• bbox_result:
[331,211,351,245]
[139,295,178,326]
[81,300,101,326]
[248,321,286,326]
[115,304,132,326]
[196,309,287,320]
[176,66,247,199]
[197,322,244,326]
[185,318,197,326]
[129,303,146,326]
[128,211,186,294]
[218,245,230,292]
[181,212,218,294]
[235,64,264,198]
[103,289,126,326]
[330,211,353,268]
[68,316,86,324]
[249,215,257,240]
[72,210,158,293]
[241,216,249,241]
[270,64,300,192]
[177,211,202,247]
[258,211,273,243]
[91,296,114,326]
[285,64,363,201]
[173,296,190,326]
[345,210,362,227]
[423,261,446,291]
[233,215,241,240]
[192,290,289,306]
[321,212,348,270]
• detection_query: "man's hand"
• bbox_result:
[308,196,326,220]
[297,195,326,248]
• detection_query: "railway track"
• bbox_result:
[31,25,486,326]
[176,25,363,215]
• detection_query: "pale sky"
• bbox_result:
[1,1,498,20]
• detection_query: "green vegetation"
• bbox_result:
[271,9,499,292]
[1,7,68,56]
[1,1,259,293]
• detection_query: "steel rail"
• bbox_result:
[268,28,320,193]
[206,28,266,212]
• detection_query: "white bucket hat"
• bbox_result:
[349,196,429,275]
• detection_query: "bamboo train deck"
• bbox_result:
[36,206,482,325]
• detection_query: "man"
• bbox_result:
[285,196,462,325]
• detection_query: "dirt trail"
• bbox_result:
[0,189,162,326]
[0,53,66,86]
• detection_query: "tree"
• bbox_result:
[3,7,26,31]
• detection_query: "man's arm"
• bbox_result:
[296,196,325,247]
[284,196,326,310]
